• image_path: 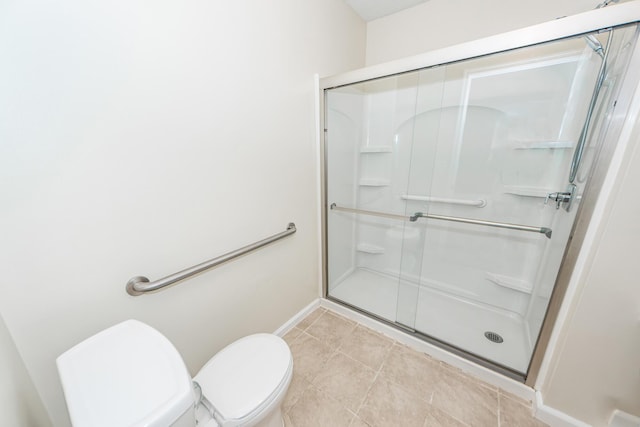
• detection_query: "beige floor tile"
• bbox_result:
[499,389,532,406]
[296,307,326,330]
[440,361,497,391]
[312,351,377,412]
[286,307,545,427]
[379,343,442,399]
[284,412,294,427]
[288,385,354,427]
[339,325,394,371]
[431,368,499,426]
[423,405,467,426]
[305,311,357,348]
[350,416,372,427]
[358,377,430,427]
[283,327,304,346]
[283,373,311,413]
[289,332,335,382]
[499,393,548,427]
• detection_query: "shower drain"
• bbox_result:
[484,331,504,343]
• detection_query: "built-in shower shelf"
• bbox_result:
[513,140,574,150]
[401,194,487,207]
[485,272,532,294]
[359,179,390,187]
[503,185,554,198]
[360,145,393,153]
[356,243,385,254]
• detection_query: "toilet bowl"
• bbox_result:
[56,320,293,427]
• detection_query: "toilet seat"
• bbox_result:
[194,333,293,426]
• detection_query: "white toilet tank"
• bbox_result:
[57,320,195,427]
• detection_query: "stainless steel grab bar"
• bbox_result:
[126,223,297,296]
[330,204,552,238]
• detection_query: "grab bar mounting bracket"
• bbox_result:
[126,276,150,296]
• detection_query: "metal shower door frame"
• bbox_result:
[318,2,640,384]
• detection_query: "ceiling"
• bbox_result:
[345,0,430,21]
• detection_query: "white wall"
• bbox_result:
[540,85,640,425]
[0,1,365,425]
[0,313,51,427]
[365,0,603,65]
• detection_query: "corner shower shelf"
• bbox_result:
[503,185,554,198]
[356,243,385,254]
[359,179,390,187]
[360,145,393,153]
[513,140,574,150]
[485,272,533,294]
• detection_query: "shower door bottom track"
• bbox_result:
[327,268,531,380]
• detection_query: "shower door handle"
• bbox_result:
[545,184,577,211]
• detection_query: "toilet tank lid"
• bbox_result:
[56,320,194,427]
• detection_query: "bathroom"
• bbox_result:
[1,0,639,426]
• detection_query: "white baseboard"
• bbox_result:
[609,409,640,427]
[535,391,591,427]
[273,299,321,336]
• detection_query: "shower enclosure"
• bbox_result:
[322,9,640,381]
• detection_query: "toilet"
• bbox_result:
[56,320,293,427]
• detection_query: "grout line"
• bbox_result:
[497,392,502,427]
[344,407,359,424]
[287,382,308,412]
[352,322,396,418]
[352,330,391,418]
[300,308,327,332]
[287,383,311,414]
[334,323,359,354]
[283,326,304,346]
[354,362,382,417]
[284,378,310,418]
[335,348,377,375]
[379,342,442,405]
[313,347,340,385]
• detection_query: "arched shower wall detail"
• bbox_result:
[319,3,640,382]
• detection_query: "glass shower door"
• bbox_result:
[396,27,637,374]
[326,71,424,322]
[325,23,639,377]
[326,65,447,324]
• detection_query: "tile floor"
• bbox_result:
[281,307,548,427]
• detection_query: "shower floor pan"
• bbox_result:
[329,268,531,373]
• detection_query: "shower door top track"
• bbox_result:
[320,2,640,90]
